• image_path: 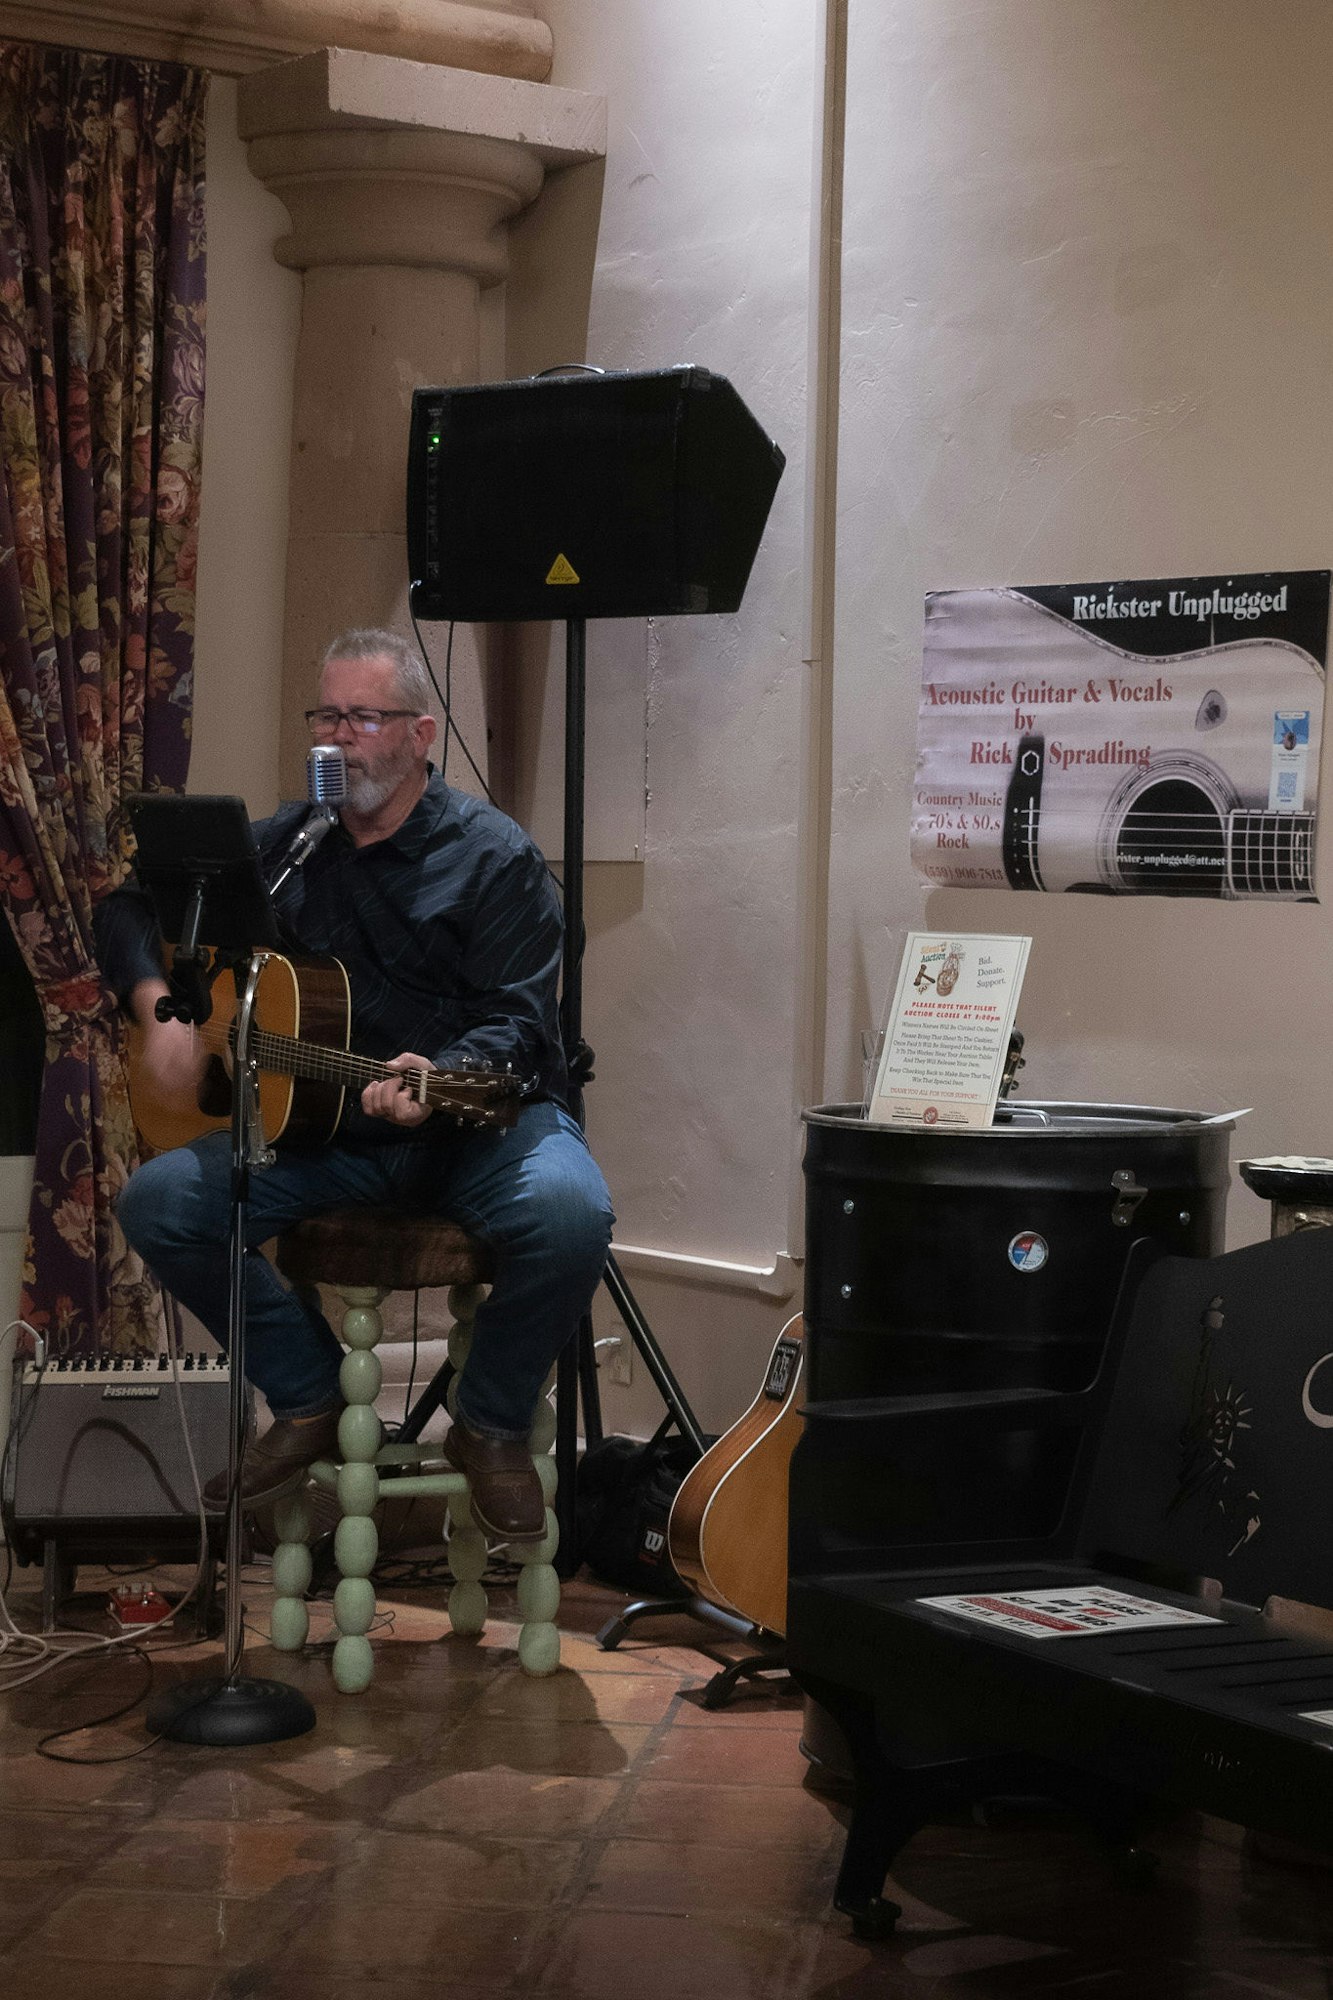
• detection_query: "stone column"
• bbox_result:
[237,48,605,794]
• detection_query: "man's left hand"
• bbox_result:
[362,1053,435,1127]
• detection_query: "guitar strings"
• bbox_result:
[1010,813,1313,828]
[190,1019,508,1108]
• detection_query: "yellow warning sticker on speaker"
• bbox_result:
[545,554,580,586]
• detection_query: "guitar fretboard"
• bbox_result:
[198,1020,511,1116]
[245,1026,427,1099]
[1224,811,1315,898]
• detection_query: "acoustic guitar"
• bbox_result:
[128,949,521,1154]
[667,1312,805,1636]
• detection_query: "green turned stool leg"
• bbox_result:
[271,1488,315,1652]
[271,1275,323,1655]
[331,1283,385,1694]
[516,1391,561,1675]
[444,1284,561,1675]
[444,1284,490,1637]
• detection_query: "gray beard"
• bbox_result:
[345,766,400,814]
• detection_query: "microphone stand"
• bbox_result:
[122,798,318,1748]
[147,951,316,1745]
[267,806,337,897]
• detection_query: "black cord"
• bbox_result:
[408,599,497,806]
[30,1640,210,1768]
[28,1559,243,1762]
[438,616,454,786]
[35,1646,160,1762]
[1,1363,38,1600]
[408,595,570,933]
[371,1552,522,1588]
[404,1291,420,1422]
[406,582,587,1073]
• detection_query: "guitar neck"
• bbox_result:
[199,1018,473,1114]
[1225,810,1315,897]
[229,1021,518,1124]
[247,1026,424,1099]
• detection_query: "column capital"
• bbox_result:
[238,46,605,278]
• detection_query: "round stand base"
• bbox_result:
[147,1675,316,1746]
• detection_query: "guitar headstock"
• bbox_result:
[999,1028,1026,1101]
[424,1067,524,1128]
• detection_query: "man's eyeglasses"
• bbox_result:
[305,707,421,737]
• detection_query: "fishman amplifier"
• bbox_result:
[2,1353,235,1572]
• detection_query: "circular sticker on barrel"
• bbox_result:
[1008,1231,1048,1273]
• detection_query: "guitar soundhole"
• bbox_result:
[1113,778,1227,897]
[197,1056,232,1117]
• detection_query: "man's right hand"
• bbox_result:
[129,978,208,1105]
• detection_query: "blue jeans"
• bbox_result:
[116,1102,614,1438]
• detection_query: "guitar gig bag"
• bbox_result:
[576,1432,710,1598]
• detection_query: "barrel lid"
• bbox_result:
[1238,1156,1333,1204]
[803,1100,1235,1139]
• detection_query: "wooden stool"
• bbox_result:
[266,1206,560,1692]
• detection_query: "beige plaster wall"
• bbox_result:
[831,0,1333,1256]
[527,2,818,1434]
[189,75,301,818]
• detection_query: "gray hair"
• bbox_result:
[322,628,431,713]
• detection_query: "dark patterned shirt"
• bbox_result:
[95,770,568,1136]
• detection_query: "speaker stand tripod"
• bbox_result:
[552,616,709,1579]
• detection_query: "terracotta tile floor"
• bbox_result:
[2,1561,1333,1997]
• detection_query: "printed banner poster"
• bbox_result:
[913,570,1329,900]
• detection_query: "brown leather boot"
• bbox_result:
[443,1421,546,1543]
[203,1406,343,1513]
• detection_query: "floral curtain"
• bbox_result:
[0,45,206,1356]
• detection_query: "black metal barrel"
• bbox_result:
[802,1101,1232,1404]
[797,1100,1233,1793]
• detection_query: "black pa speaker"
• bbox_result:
[406,366,785,624]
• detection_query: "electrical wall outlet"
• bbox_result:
[607,1319,633,1386]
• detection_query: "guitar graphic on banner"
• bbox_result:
[1003,728,1316,899]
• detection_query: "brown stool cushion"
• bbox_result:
[274,1207,495,1292]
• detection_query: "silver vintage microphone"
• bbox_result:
[267,746,347,893]
[306,742,349,810]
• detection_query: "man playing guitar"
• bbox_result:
[95,628,613,1541]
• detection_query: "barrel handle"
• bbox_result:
[1111,1168,1148,1227]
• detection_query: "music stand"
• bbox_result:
[127,795,315,1745]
